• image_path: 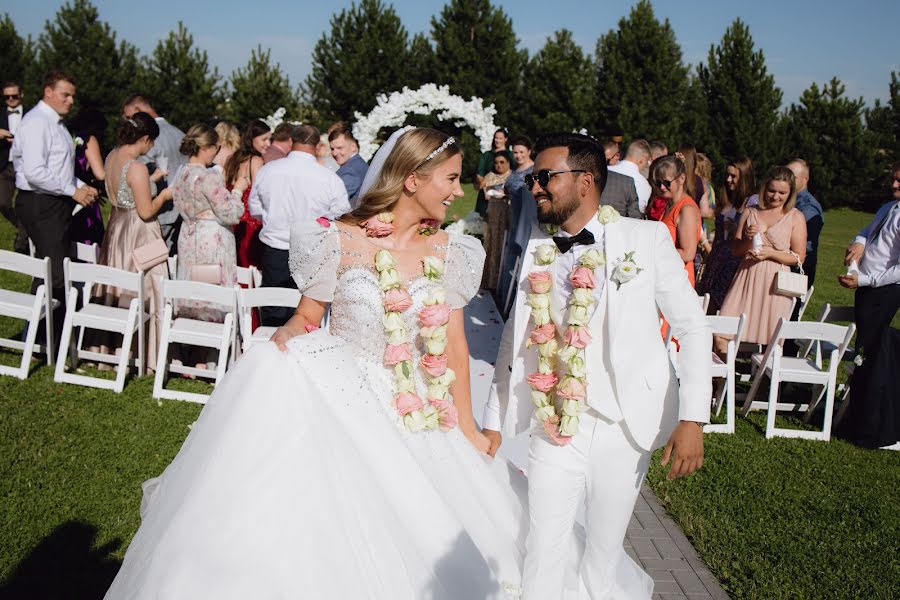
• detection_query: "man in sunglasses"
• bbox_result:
[483,132,711,598]
[0,80,29,254]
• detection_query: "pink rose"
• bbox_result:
[563,325,592,349]
[419,303,451,327]
[384,288,413,312]
[529,323,557,345]
[430,398,459,431]
[528,271,552,294]
[363,216,394,237]
[384,343,413,365]
[543,417,573,446]
[556,377,587,401]
[570,266,596,289]
[394,392,424,416]
[527,371,558,393]
[420,353,449,377]
[315,216,331,228]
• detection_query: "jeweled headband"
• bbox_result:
[423,136,456,163]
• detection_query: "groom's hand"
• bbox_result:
[661,421,704,480]
[482,429,502,457]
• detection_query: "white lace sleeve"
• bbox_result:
[444,233,486,309]
[288,222,341,302]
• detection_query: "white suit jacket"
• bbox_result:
[483,216,712,451]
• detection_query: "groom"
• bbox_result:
[482,133,711,598]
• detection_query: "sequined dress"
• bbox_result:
[105,222,587,600]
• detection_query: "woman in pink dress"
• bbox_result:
[716,167,807,352]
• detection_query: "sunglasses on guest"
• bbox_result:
[654,179,673,190]
[524,169,586,189]
[3,94,21,100]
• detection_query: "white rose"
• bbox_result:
[557,344,578,363]
[531,308,551,326]
[423,256,445,280]
[538,356,556,374]
[559,415,580,436]
[530,390,550,408]
[568,356,587,379]
[425,338,448,355]
[387,327,407,345]
[570,288,595,307]
[382,312,405,332]
[377,212,395,224]
[567,304,590,326]
[396,376,416,393]
[421,405,440,430]
[526,293,550,310]
[535,405,557,422]
[423,287,446,306]
[579,248,605,269]
[404,410,427,432]
[378,268,402,290]
[561,398,581,417]
[427,383,450,400]
[374,249,397,271]
[420,323,448,341]
[431,368,456,387]
[597,205,620,225]
[537,338,559,358]
[534,244,558,266]
[612,261,639,286]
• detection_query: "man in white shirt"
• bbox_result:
[122,93,186,251]
[0,80,29,253]
[839,160,900,353]
[249,124,349,325]
[609,138,653,213]
[11,70,98,333]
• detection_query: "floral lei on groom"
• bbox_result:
[525,205,642,445]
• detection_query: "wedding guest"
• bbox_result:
[122,93,186,251]
[223,119,270,269]
[212,120,241,172]
[329,125,368,207]
[601,169,641,218]
[787,159,824,286]
[0,80,29,253]
[696,156,755,313]
[695,152,716,219]
[173,124,247,325]
[497,135,537,311]
[68,106,107,247]
[316,133,339,171]
[94,112,170,370]
[609,138,652,212]
[716,167,807,353]
[481,151,513,293]
[653,155,702,286]
[649,140,668,162]
[475,128,512,190]
[674,144,708,213]
[249,124,349,326]
[11,70,98,334]
[602,139,620,166]
[262,123,293,164]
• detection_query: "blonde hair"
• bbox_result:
[179,124,219,157]
[758,166,797,213]
[696,153,713,181]
[214,121,241,152]
[340,128,461,225]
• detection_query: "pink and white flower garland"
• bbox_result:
[525,245,606,445]
[374,248,458,433]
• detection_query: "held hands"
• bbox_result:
[482,429,502,457]
[844,242,864,266]
[660,421,704,481]
[72,186,98,206]
[463,427,492,454]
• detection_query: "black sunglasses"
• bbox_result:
[654,179,673,190]
[525,169,586,189]
[3,94,20,100]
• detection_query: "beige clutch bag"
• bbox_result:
[131,239,169,271]
[188,264,221,285]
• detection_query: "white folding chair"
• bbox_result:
[741,318,856,441]
[235,266,260,289]
[704,314,746,435]
[0,251,59,379]
[167,255,178,280]
[74,242,100,263]
[153,279,236,403]
[795,284,815,322]
[801,303,857,425]
[237,287,301,352]
[54,259,148,393]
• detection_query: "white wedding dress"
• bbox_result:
[106,223,587,599]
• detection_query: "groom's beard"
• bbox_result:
[535,191,579,226]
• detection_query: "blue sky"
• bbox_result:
[7,0,899,106]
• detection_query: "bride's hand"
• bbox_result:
[270,319,307,352]
[463,428,491,454]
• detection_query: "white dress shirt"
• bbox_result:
[854,200,900,288]
[7,106,23,136]
[609,160,652,212]
[10,100,82,197]
[552,216,606,309]
[248,150,350,250]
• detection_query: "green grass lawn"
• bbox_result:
[0,206,898,598]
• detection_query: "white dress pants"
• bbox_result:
[522,409,654,599]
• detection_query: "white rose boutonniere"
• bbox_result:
[597,205,620,225]
[73,136,85,147]
[610,251,643,290]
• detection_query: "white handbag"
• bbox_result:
[774,251,808,298]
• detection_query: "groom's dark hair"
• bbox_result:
[535,133,608,194]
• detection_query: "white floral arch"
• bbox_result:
[352,84,498,161]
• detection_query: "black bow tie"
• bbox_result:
[553,229,595,254]
[7,108,20,115]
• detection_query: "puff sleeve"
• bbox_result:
[288,222,341,302]
[444,233,486,309]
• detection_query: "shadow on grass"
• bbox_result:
[0,521,122,600]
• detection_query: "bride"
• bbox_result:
[105,127,588,599]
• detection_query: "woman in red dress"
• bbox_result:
[224,120,271,268]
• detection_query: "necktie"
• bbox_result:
[553,229,595,254]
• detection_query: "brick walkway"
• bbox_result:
[466,293,729,599]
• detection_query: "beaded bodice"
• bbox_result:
[107,159,157,210]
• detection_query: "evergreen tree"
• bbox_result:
[227,46,298,125]
[141,22,222,131]
[430,0,525,128]
[865,69,899,162]
[679,72,712,159]
[34,0,143,141]
[594,0,687,143]
[0,15,28,89]
[697,18,782,171]
[304,0,412,124]
[782,78,871,208]
[406,33,436,90]
[520,29,593,135]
